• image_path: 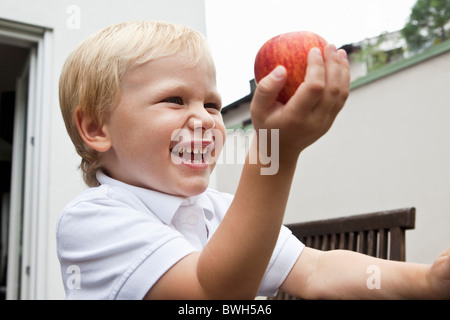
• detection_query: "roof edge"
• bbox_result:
[350,39,450,90]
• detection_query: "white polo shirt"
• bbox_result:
[56,172,304,299]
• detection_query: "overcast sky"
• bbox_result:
[205,0,417,106]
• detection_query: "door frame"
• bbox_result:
[0,18,52,300]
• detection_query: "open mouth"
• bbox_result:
[170,141,214,165]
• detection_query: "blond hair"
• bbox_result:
[59,20,214,187]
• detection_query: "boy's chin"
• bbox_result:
[179,183,209,198]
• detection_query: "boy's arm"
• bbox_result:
[145,144,300,300]
[280,246,450,299]
[145,45,350,299]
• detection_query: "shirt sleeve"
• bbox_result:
[257,225,305,297]
[57,188,196,300]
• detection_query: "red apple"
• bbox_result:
[254,31,328,104]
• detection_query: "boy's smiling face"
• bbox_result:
[101,54,226,197]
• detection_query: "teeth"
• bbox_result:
[193,147,205,154]
[172,145,208,155]
[172,146,184,154]
[170,144,211,164]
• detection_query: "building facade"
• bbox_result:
[216,39,450,267]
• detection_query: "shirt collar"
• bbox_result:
[96,171,215,224]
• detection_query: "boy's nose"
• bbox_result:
[187,105,215,132]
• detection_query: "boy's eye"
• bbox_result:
[204,103,221,111]
[162,96,184,105]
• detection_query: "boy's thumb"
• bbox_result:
[251,65,287,113]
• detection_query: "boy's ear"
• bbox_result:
[74,107,112,153]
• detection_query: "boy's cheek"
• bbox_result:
[215,120,227,141]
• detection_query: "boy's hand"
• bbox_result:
[250,44,350,160]
[428,247,450,298]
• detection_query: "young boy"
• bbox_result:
[57,20,450,300]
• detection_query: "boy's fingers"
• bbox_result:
[314,45,350,120]
[251,65,287,117]
[334,48,351,114]
[288,47,326,115]
[318,44,344,115]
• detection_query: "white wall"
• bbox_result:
[0,0,207,299]
[216,50,450,266]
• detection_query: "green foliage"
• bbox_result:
[355,32,393,72]
[401,0,450,52]
[352,0,449,73]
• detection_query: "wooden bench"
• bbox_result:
[270,207,416,300]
